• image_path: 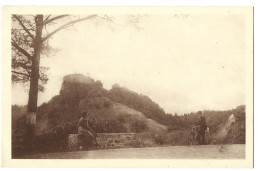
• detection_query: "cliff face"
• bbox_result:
[63,74,95,84]
[60,74,97,91]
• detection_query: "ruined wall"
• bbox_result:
[68,133,137,151]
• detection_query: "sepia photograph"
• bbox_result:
[1,6,253,168]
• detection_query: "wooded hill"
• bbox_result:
[12,74,245,155]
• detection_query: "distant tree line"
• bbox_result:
[109,84,245,131]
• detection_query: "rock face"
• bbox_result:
[228,114,236,125]
[60,74,101,97]
[63,74,95,85]
[215,114,236,139]
[210,112,245,144]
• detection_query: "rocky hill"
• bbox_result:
[36,74,167,135]
[12,74,246,156]
[13,74,245,142]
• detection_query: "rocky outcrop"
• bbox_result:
[36,73,168,135]
[209,111,245,144]
[62,74,95,86]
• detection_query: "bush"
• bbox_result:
[130,119,147,133]
[34,124,76,154]
[88,119,127,133]
[103,100,111,108]
[167,125,181,132]
[154,133,165,145]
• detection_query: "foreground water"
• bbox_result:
[24,144,245,159]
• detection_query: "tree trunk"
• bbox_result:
[25,15,43,153]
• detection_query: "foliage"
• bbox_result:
[109,84,167,125]
[35,75,246,140]
[12,103,246,155]
[108,84,246,134]
[11,74,246,155]
[34,126,71,153]
[89,119,127,133]
[12,105,27,133]
[11,15,51,91]
[130,119,147,133]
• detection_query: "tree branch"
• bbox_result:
[11,39,32,61]
[12,70,30,77]
[43,15,51,22]
[43,15,69,25]
[13,15,35,40]
[12,60,31,71]
[42,15,97,42]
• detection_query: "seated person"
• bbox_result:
[78,110,98,149]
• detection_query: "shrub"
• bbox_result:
[103,100,111,108]
[154,133,165,145]
[130,119,147,133]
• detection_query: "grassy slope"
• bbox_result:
[114,103,167,132]
[35,95,167,134]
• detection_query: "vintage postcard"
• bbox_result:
[1,6,253,168]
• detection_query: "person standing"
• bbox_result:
[196,111,207,145]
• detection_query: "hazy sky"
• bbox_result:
[12,14,245,114]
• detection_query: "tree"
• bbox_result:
[11,14,111,153]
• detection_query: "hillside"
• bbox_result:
[207,106,246,144]
[113,103,167,132]
[12,74,246,156]
[36,74,167,135]
[13,74,245,139]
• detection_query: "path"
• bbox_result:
[23,144,245,159]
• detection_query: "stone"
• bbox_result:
[68,134,93,151]
[68,133,137,151]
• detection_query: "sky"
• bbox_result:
[12,14,246,114]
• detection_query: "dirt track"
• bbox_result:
[23,144,245,159]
